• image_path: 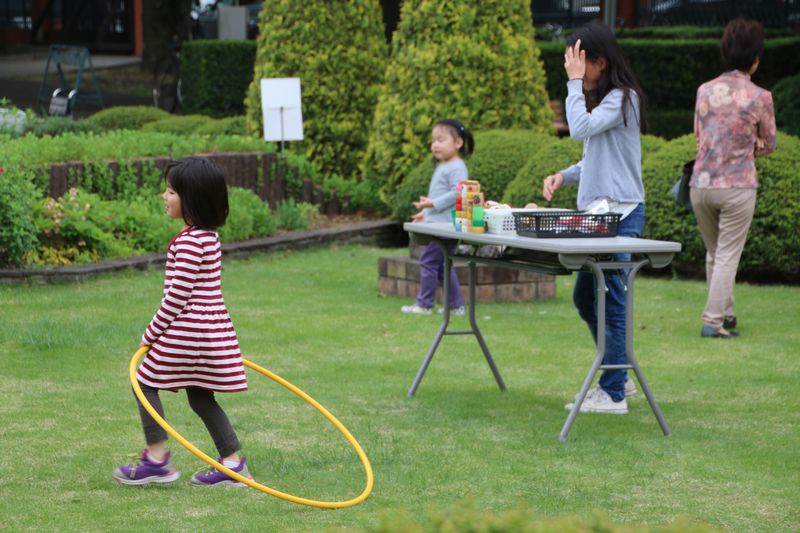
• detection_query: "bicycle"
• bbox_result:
[153,39,182,113]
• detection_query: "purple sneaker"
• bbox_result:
[113,450,180,486]
[191,456,253,487]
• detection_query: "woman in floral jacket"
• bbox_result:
[690,17,776,339]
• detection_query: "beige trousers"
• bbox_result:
[690,187,756,329]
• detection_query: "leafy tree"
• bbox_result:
[244,0,387,181]
[362,0,553,196]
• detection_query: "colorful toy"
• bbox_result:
[452,179,486,233]
[129,346,374,508]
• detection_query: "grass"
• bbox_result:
[0,245,798,532]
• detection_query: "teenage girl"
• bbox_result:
[402,119,475,316]
[114,157,253,486]
[542,22,648,415]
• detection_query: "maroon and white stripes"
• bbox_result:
[138,228,247,392]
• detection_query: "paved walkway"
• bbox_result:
[0,47,148,115]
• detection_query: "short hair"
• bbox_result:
[165,157,229,230]
[720,18,764,72]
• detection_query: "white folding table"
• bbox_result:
[403,222,682,441]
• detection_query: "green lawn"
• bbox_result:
[0,245,797,532]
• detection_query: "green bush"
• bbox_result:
[141,114,215,135]
[538,37,800,109]
[181,40,257,118]
[772,73,800,136]
[364,0,553,195]
[23,115,103,137]
[194,116,247,137]
[648,109,695,139]
[84,106,172,131]
[245,0,387,181]
[619,25,791,40]
[218,186,277,242]
[0,167,40,267]
[321,176,385,214]
[468,129,555,201]
[276,198,318,231]
[502,136,582,207]
[641,132,800,282]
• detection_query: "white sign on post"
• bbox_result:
[260,78,304,146]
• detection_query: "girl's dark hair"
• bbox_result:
[720,17,764,72]
[434,118,475,158]
[566,21,648,133]
[165,157,229,230]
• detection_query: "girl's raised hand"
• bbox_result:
[564,39,586,81]
[412,196,433,210]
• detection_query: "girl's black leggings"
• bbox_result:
[134,382,241,458]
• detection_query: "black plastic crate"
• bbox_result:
[513,211,621,238]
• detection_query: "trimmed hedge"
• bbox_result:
[244,0,387,181]
[194,116,247,137]
[538,37,800,109]
[648,109,695,139]
[641,132,800,282]
[772,73,800,136]
[181,40,257,118]
[84,106,172,131]
[363,0,553,195]
[141,114,216,135]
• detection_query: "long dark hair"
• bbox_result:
[165,157,229,230]
[566,22,648,133]
[434,118,475,158]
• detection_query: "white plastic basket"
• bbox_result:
[484,208,522,235]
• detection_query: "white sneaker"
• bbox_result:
[565,387,628,414]
[401,304,432,315]
[437,305,465,317]
[577,379,637,402]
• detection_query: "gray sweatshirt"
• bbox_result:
[423,158,468,223]
[559,79,644,211]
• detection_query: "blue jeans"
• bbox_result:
[417,241,464,309]
[572,204,645,401]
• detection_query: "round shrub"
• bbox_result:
[0,167,40,267]
[195,116,247,137]
[362,0,553,196]
[244,0,387,181]
[85,106,171,131]
[641,132,800,282]
[468,129,555,201]
[502,136,582,208]
[141,115,215,135]
[772,73,800,136]
[219,187,277,242]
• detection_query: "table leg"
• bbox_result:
[559,261,608,442]
[625,263,671,437]
[468,261,507,392]
[407,241,507,396]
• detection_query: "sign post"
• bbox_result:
[260,78,303,150]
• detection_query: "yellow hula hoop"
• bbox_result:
[129,346,374,508]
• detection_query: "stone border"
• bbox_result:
[0,220,405,284]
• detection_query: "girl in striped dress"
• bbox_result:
[114,157,252,487]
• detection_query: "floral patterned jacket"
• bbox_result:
[691,70,776,189]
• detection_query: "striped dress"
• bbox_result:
[137,227,248,392]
